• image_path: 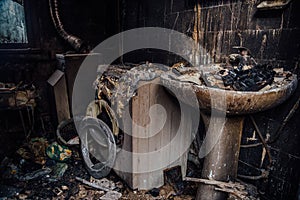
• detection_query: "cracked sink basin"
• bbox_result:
[161,70,297,200]
[194,75,297,115]
[161,72,298,115]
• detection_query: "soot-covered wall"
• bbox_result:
[0,0,119,159]
[122,0,300,199]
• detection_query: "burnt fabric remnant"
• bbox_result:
[220,64,275,91]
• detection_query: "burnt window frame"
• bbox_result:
[0,0,40,49]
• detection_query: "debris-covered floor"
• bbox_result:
[0,136,200,200]
[0,135,261,200]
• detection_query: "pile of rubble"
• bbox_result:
[170,47,295,92]
[0,82,36,108]
[200,64,293,92]
[0,136,199,199]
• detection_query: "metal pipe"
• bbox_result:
[48,0,88,53]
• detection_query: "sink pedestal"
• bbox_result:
[160,71,297,200]
[196,113,244,200]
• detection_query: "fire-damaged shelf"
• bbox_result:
[0,48,40,53]
[0,48,52,61]
[257,0,292,10]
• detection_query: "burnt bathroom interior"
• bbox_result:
[0,0,300,199]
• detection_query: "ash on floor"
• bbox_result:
[0,138,198,200]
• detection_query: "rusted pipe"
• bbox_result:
[49,0,88,53]
[238,169,269,180]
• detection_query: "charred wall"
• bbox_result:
[122,0,300,199]
[0,0,119,158]
[0,0,120,103]
[0,0,299,199]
